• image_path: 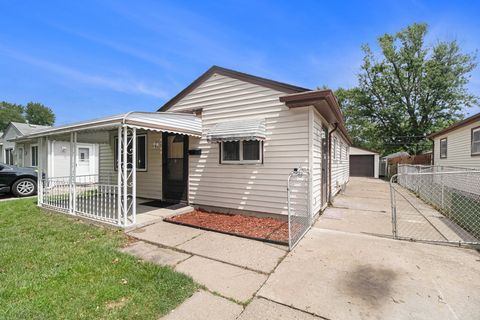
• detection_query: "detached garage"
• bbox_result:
[349,147,379,178]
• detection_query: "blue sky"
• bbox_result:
[1,0,479,125]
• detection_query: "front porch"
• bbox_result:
[22,112,202,228]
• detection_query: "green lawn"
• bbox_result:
[0,198,196,319]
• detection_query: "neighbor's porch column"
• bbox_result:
[69,132,77,214]
[37,137,44,207]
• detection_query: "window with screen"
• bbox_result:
[5,149,14,165]
[31,145,38,167]
[78,148,90,162]
[221,140,262,164]
[439,138,447,159]
[472,127,480,156]
[114,135,147,170]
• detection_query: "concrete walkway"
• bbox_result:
[259,177,480,319]
[122,177,480,319]
[124,221,287,306]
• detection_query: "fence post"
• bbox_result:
[441,173,445,210]
[287,172,292,249]
[389,174,398,239]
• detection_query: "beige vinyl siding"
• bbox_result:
[136,132,162,199]
[433,120,480,170]
[100,131,163,199]
[166,73,310,215]
[312,109,327,214]
[331,131,349,196]
[99,143,114,182]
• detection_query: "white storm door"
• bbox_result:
[76,146,93,176]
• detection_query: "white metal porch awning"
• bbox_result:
[13,112,202,140]
[206,118,266,142]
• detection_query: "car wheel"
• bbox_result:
[12,178,37,197]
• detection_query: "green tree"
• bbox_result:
[0,102,25,131]
[336,23,477,155]
[25,102,55,127]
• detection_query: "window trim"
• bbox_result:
[220,140,263,165]
[472,126,480,157]
[78,147,90,162]
[31,144,39,167]
[17,146,24,167]
[439,137,447,159]
[5,148,14,165]
[114,134,148,171]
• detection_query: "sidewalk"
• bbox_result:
[122,177,480,319]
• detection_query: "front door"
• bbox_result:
[321,126,329,206]
[162,133,188,202]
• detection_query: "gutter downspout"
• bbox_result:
[328,123,338,204]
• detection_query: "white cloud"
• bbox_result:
[0,46,168,98]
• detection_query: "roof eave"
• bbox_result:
[280,90,353,145]
[428,112,480,139]
[158,65,311,112]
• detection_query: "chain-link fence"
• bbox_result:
[287,167,311,250]
[391,165,480,247]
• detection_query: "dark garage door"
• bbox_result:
[350,155,374,177]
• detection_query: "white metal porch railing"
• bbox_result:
[39,174,124,226]
[37,126,138,228]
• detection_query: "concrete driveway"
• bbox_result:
[121,177,480,319]
[258,177,480,319]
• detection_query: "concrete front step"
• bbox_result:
[119,241,190,267]
[238,298,322,320]
[161,290,243,320]
[175,255,267,302]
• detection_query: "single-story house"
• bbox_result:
[2,122,51,166]
[17,66,352,228]
[429,112,480,170]
[349,146,379,178]
[2,121,99,177]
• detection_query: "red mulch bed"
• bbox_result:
[165,210,289,244]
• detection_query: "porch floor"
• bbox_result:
[132,199,193,231]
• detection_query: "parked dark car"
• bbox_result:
[0,163,38,197]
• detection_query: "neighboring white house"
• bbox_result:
[349,146,379,178]
[1,122,51,166]
[429,112,480,169]
[0,131,3,163]
[2,122,99,177]
[17,66,352,227]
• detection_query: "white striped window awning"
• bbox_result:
[207,119,266,142]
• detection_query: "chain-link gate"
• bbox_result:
[390,165,480,247]
[287,167,311,250]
